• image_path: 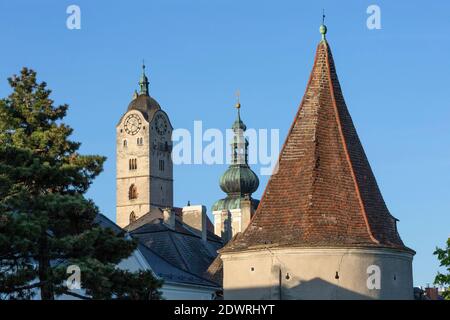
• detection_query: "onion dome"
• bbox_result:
[219,164,259,195]
[212,197,260,212]
[212,99,260,211]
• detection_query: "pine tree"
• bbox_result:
[0,68,163,300]
[434,237,450,300]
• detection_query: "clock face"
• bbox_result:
[124,114,142,135]
[155,114,168,136]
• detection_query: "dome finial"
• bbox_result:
[139,59,149,95]
[320,9,327,41]
[235,89,241,109]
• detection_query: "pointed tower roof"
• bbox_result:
[127,62,161,121]
[139,61,149,95]
[222,25,413,253]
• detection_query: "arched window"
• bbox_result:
[129,158,137,170]
[129,184,138,200]
[123,140,127,147]
[129,211,136,223]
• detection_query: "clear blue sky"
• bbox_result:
[1,0,449,288]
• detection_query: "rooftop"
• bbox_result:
[222,28,413,254]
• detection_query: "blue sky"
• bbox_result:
[1,0,449,288]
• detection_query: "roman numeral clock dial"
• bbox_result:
[155,114,168,135]
[124,114,142,135]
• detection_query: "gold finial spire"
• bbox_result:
[320,9,327,41]
[235,90,241,109]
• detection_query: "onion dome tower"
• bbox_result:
[212,99,260,242]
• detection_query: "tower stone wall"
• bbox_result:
[116,66,173,228]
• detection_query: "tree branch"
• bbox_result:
[59,289,91,300]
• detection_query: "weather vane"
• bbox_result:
[322,9,325,25]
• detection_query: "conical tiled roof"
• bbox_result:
[222,37,413,253]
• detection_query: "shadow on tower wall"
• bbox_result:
[225,277,379,300]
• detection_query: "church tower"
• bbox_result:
[212,100,260,242]
[116,64,173,228]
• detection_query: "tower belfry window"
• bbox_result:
[129,158,137,170]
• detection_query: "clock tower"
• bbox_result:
[116,64,173,228]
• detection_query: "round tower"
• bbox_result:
[219,22,414,300]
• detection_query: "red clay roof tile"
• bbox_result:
[222,40,413,253]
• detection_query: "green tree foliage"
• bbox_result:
[434,237,450,300]
[0,68,163,299]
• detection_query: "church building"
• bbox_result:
[214,23,415,299]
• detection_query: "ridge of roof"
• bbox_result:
[128,211,223,244]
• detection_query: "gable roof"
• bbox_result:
[95,213,221,288]
[222,39,413,254]
[137,243,219,288]
[95,213,125,234]
[124,206,216,235]
[128,212,223,283]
